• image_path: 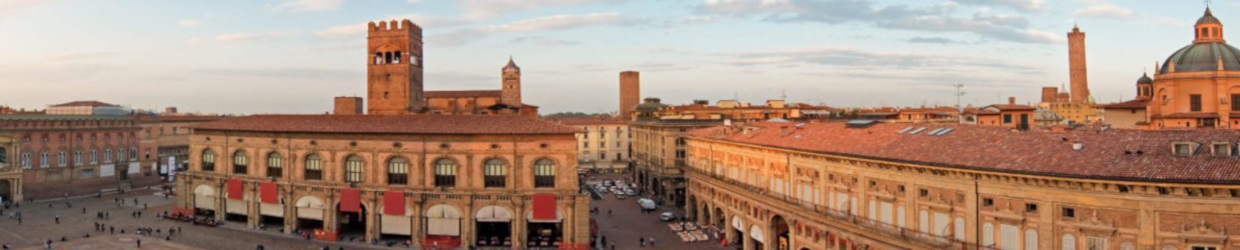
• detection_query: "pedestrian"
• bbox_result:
[66,202,71,208]
[137,238,141,248]
[649,237,655,246]
[608,209,612,216]
[110,226,114,234]
[639,237,645,247]
[105,212,109,219]
[81,207,85,214]
[54,215,59,224]
[610,243,615,250]
[144,203,147,210]
[133,198,138,205]
[165,235,171,241]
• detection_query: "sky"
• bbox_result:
[0,0,1228,114]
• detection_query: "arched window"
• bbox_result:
[232,150,248,175]
[90,149,98,164]
[40,150,48,167]
[104,149,112,163]
[534,159,555,188]
[393,51,402,63]
[118,148,126,162]
[344,156,363,183]
[130,147,137,160]
[266,152,283,178]
[374,53,383,65]
[73,150,81,164]
[57,151,66,167]
[434,158,457,187]
[387,157,409,185]
[384,52,393,64]
[304,154,322,180]
[20,152,30,168]
[0,147,6,164]
[483,158,506,188]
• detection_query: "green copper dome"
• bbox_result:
[1136,73,1152,84]
[1160,42,1240,74]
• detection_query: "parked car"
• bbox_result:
[624,190,637,196]
[659,212,676,222]
[615,194,627,200]
[638,198,656,210]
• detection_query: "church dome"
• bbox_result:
[1198,7,1221,25]
[1136,73,1153,85]
[1159,42,1240,74]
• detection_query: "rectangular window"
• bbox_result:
[1003,114,1012,124]
[304,158,322,180]
[1063,207,1075,218]
[1025,203,1038,212]
[435,164,457,187]
[1214,144,1231,157]
[344,162,362,183]
[389,161,409,185]
[267,157,282,178]
[1175,143,1193,156]
[1190,94,1202,112]
[1086,237,1107,250]
[983,198,994,207]
[1232,94,1240,111]
[1192,246,1219,250]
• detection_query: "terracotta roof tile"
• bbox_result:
[690,122,1240,184]
[424,90,501,98]
[189,115,578,135]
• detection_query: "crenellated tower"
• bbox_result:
[366,19,424,115]
[1067,25,1091,103]
[501,57,522,107]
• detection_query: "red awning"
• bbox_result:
[260,182,278,204]
[422,235,461,247]
[340,188,361,213]
[226,179,243,200]
[383,190,405,215]
[531,193,556,221]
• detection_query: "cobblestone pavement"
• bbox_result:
[587,173,728,250]
[0,187,400,250]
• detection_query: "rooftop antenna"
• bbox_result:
[733,91,738,101]
[780,89,787,100]
[953,84,966,112]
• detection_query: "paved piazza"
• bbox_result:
[588,174,727,250]
[0,186,399,250]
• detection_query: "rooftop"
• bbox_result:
[49,100,120,108]
[0,114,134,121]
[1098,99,1149,109]
[189,115,579,135]
[690,122,1240,184]
[551,116,628,125]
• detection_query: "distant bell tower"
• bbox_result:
[501,57,522,107]
[366,19,425,115]
[1067,25,1091,103]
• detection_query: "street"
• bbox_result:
[586,173,726,250]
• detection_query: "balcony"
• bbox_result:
[684,167,978,249]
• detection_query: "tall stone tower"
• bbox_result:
[366,20,425,115]
[501,57,522,107]
[1067,25,1091,103]
[619,71,640,120]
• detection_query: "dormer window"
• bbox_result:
[1212,143,1234,157]
[1173,142,1196,156]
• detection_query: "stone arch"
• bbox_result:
[770,214,790,250]
[474,205,513,222]
[295,195,325,208]
[749,224,766,245]
[685,194,697,220]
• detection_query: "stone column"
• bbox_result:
[364,193,376,242]
[512,200,526,248]
[215,181,225,221]
[283,186,295,235]
[410,198,423,248]
[324,192,338,235]
[246,182,258,229]
[742,228,754,250]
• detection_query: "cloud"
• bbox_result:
[458,0,612,19]
[0,0,64,19]
[316,24,366,39]
[195,68,358,80]
[907,37,959,44]
[316,14,471,40]
[698,0,1060,44]
[1153,17,1186,27]
[481,12,632,32]
[952,0,1045,12]
[214,32,287,43]
[511,36,581,47]
[722,46,1041,73]
[1074,4,1133,20]
[276,0,341,12]
[428,13,640,47]
[178,19,199,27]
[50,52,114,62]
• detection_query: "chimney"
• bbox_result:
[1072,141,1084,151]
[1008,97,1016,105]
[780,126,790,136]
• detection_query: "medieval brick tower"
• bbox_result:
[619,71,640,120]
[1067,25,1091,103]
[366,20,424,115]
[501,57,522,107]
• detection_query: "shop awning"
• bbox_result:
[340,188,361,213]
[226,179,243,200]
[531,193,556,221]
[383,190,405,215]
[474,205,512,222]
[260,182,278,204]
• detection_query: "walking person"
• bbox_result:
[54,215,59,224]
[639,237,645,247]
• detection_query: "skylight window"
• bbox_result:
[897,127,914,134]
[908,127,927,134]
